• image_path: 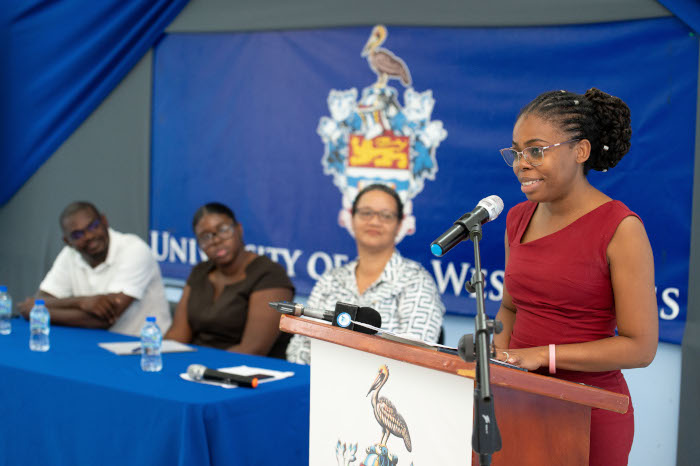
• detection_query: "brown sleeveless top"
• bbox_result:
[186,255,294,358]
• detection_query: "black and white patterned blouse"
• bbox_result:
[286,250,445,364]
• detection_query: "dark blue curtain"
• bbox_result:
[0,0,189,206]
[658,0,700,33]
[2,0,699,207]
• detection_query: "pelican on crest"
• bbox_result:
[366,365,412,452]
[361,25,412,88]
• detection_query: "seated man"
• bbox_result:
[19,201,171,336]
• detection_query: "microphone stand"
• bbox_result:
[462,223,502,465]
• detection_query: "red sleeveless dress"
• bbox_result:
[505,200,637,466]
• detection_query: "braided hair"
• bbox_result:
[517,88,632,174]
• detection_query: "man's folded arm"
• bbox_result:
[19,290,134,329]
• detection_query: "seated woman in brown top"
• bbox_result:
[165,202,294,358]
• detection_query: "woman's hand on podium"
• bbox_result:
[495,346,548,371]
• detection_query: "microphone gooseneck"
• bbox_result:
[268,301,382,334]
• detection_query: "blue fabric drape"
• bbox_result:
[0,0,189,206]
[2,0,698,208]
[658,0,700,34]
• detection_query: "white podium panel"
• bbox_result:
[310,339,474,466]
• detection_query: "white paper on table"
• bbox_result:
[179,365,295,389]
[98,340,196,355]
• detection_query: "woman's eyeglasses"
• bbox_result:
[197,224,235,247]
[500,139,580,167]
[354,208,398,223]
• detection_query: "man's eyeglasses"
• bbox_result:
[500,139,580,167]
[197,223,235,247]
[354,208,399,223]
[69,218,102,241]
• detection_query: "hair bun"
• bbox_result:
[583,88,632,171]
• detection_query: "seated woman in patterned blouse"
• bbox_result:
[286,184,445,364]
[165,202,294,359]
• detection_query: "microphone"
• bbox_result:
[268,301,381,334]
[187,364,259,388]
[430,195,504,257]
[457,333,476,362]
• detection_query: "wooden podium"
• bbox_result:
[281,315,628,466]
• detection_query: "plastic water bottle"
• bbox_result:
[0,286,11,335]
[29,299,50,351]
[140,316,162,372]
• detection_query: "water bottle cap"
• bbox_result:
[0,285,7,292]
[35,299,45,305]
[146,316,156,323]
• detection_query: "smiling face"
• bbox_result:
[194,213,243,267]
[511,114,589,203]
[62,208,110,267]
[351,189,401,253]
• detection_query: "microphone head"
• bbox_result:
[430,243,444,257]
[355,307,382,334]
[187,364,206,381]
[457,334,475,362]
[477,195,504,221]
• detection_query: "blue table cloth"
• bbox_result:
[0,319,310,466]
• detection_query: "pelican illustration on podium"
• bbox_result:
[367,365,412,453]
[335,364,414,466]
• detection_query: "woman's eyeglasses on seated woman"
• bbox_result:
[354,208,398,223]
[197,224,235,247]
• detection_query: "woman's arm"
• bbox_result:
[164,285,193,343]
[501,216,658,371]
[227,287,293,356]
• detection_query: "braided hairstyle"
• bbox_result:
[517,88,632,174]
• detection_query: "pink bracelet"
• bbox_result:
[549,344,556,374]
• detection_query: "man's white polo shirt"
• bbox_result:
[39,228,172,336]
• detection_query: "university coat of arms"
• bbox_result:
[318,25,447,242]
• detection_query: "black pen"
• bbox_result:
[131,345,142,353]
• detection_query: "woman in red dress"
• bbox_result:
[493,88,658,465]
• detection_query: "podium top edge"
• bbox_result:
[280,315,629,413]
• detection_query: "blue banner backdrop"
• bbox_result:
[1,0,189,206]
[150,19,697,344]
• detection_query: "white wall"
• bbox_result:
[444,314,680,465]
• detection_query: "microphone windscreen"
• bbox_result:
[478,195,504,221]
[457,334,475,362]
[187,364,206,381]
[356,306,382,334]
